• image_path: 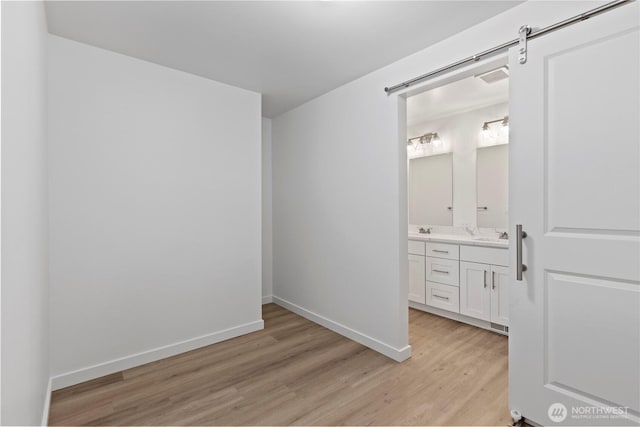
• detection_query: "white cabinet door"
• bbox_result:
[459,261,490,321]
[408,254,425,304]
[509,4,640,425]
[490,265,509,327]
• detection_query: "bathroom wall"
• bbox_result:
[271,2,599,361]
[408,102,508,228]
[48,35,263,388]
[1,1,51,425]
[262,118,273,301]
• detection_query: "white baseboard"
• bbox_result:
[262,295,273,304]
[51,320,264,391]
[41,377,52,426]
[272,296,411,362]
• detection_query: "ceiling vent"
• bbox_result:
[475,66,509,84]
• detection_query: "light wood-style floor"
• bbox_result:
[49,304,510,426]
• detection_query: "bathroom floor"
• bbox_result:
[49,304,509,426]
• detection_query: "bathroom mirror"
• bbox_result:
[408,153,453,226]
[476,144,509,228]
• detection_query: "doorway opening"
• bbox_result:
[405,58,510,333]
[401,57,511,424]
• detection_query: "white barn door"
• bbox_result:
[508,3,640,426]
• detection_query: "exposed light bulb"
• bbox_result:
[500,117,509,143]
[431,133,442,147]
[480,122,490,139]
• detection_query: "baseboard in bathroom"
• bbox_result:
[262,295,273,304]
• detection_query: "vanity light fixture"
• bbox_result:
[481,122,491,138]
[481,115,509,130]
[480,115,510,145]
[407,132,442,148]
[481,116,509,136]
[501,116,509,134]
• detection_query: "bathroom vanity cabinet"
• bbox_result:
[408,237,509,334]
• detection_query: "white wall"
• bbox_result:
[1,2,50,425]
[271,1,599,361]
[272,65,411,361]
[408,102,508,228]
[47,35,262,387]
[262,118,273,301]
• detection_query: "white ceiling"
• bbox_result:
[45,1,522,118]
[407,72,509,127]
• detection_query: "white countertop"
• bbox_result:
[408,232,509,249]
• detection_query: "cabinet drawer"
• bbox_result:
[408,240,426,256]
[426,281,460,313]
[426,257,460,286]
[460,245,508,266]
[426,242,459,260]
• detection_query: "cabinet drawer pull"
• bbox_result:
[433,269,450,274]
[492,271,496,289]
[484,270,488,288]
[433,249,449,254]
[433,294,450,301]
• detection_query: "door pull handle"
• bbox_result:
[516,224,528,281]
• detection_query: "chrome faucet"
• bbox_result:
[418,227,432,234]
[498,231,509,240]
